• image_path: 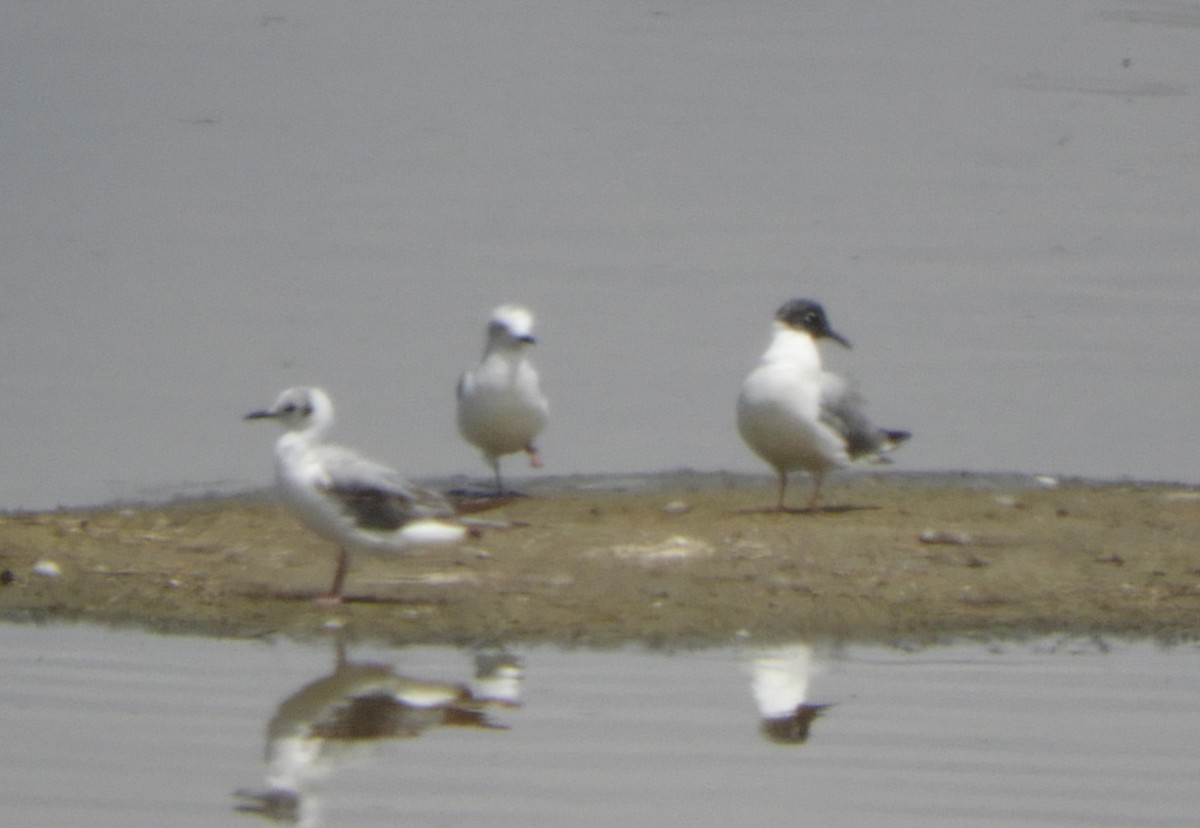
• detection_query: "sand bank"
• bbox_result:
[2,473,1198,647]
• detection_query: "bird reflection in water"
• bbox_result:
[749,643,831,744]
[234,639,522,825]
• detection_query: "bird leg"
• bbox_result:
[806,471,826,513]
[314,547,350,606]
[524,443,543,469]
[775,471,789,512]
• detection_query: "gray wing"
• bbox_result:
[818,374,899,459]
[316,446,456,529]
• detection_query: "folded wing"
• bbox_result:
[818,373,910,460]
[315,447,456,530]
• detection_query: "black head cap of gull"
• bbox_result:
[775,299,851,348]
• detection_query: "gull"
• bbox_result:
[457,304,549,493]
[234,640,510,826]
[246,386,468,604]
[736,298,910,512]
[749,644,830,744]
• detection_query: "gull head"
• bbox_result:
[245,386,335,434]
[486,303,537,348]
[775,299,851,348]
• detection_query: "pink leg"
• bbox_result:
[313,547,349,606]
[525,443,543,469]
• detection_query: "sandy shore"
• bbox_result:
[1,472,1198,647]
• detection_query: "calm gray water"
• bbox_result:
[3,623,1198,827]
[2,1,1199,510]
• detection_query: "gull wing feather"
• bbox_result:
[314,445,456,529]
[818,374,892,459]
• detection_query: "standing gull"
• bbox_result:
[457,304,549,493]
[749,644,830,744]
[736,299,910,512]
[246,386,467,604]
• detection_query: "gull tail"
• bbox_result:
[866,428,911,465]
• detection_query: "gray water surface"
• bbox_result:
[3,624,1198,827]
[3,1,1199,510]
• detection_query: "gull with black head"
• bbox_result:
[246,386,468,605]
[737,298,910,512]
